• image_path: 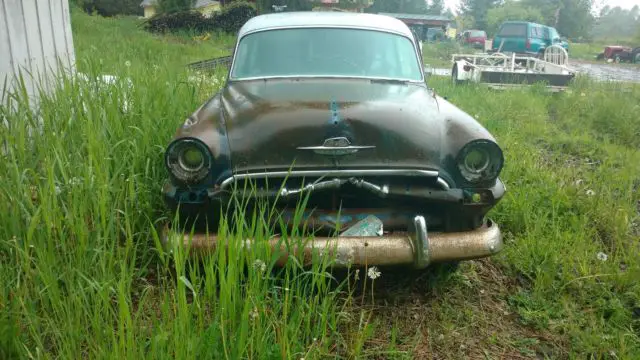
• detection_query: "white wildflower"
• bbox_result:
[597,252,608,262]
[312,337,317,342]
[69,177,82,187]
[586,189,596,196]
[124,60,131,67]
[367,266,381,280]
[354,269,360,280]
[573,179,583,186]
[609,350,617,358]
[54,185,62,196]
[249,307,259,320]
[253,259,266,273]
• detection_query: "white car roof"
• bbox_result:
[238,11,415,39]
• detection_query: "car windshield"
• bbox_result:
[469,30,485,37]
[497,24,527,37]
[230,28,423,81]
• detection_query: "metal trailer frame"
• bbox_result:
[450,45,576,92]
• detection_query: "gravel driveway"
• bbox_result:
[571,60,640,83]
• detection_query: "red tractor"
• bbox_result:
[596,45,640,63]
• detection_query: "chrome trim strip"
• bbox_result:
[228,75,425,84]
[219,169,447,190]
[297,145,377,156]
[297,145,376,151]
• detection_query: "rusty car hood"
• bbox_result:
[219,78,445,174]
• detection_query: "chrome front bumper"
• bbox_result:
[160,216,503,269]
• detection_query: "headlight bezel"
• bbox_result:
[165,137,212,185]
[456,139,504,185]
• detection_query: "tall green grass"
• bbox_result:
[1,9,639,359]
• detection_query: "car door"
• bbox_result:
[529,25,545,54]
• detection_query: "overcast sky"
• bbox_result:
[443,0,640,14]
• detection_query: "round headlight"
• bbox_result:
[456,140,503,184]
[179,147,205,171]
[464,148,490,173]
[165,138,212,184]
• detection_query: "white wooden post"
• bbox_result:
[1,0,76,107]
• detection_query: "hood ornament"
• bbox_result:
[297,137,375,156]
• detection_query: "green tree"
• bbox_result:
[486,0,543,36]
[157,0,196,14]
[593,6,640,41]
[458,0,502,30]
[557,0,593,39]
[520,0,593,38]
[367,0,428,14]
[428,0,444,15]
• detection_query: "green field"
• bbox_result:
[1,10,640,359]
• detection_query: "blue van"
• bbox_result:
[491,21,569,56]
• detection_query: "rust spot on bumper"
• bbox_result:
[160,217,503,268]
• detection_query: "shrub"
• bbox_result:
[211,2,257,34]
[144,10,208,33]
[143,2,256,34]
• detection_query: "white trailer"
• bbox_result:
[450,45,576,91]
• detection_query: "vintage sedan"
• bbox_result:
[161,12,506,269]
